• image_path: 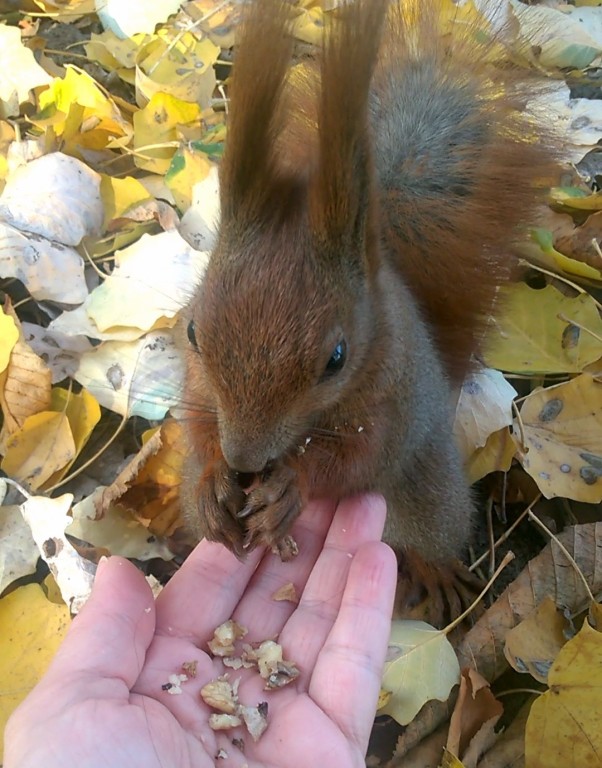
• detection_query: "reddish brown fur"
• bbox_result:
[180,0,557,624]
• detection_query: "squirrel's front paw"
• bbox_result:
[395,551,483,628]
[238,464,303,561]
[196,460,247,556]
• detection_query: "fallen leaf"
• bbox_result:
[97,419,187,537]
[447,668,503,758]
[0,25,53,118]
[0,502,38,594]
[0,152,103,245]
[0,583,70,757]
[20,493,95,613]
[0,306,19,372]
[97,0,183,38]
[486,284,602,374]
[516,374,602,502]
[453,369,517,462]
[1,411,75,489]
[525,619,602,768]
[504,596,574,683]
[379,620,460,726]
[74,330,184,420]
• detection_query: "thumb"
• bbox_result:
[46,556,156,689]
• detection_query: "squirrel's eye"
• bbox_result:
[187,319,199,350]
[322,340,347,379]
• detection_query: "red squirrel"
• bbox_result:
[180,0,553,624]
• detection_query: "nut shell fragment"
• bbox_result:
[240,703,269,742]
[208,619,248,657]
[209,713,242,731]
[200,679,239,714]
[271,582,299,603]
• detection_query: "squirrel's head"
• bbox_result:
[184,0,388,474]
[186,190,378,473]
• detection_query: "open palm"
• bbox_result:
[5,495,396,768]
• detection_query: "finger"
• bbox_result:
[154,538,264,642]
[278,494,388,677]
[231,497,338,637]
[309,541,397,754]
[44,556,155,690]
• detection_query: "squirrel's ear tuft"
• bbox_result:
[310,0,387,259]
[220,0,293,226]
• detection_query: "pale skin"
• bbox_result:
[4,494,397,768]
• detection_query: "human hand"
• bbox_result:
[4,494,396,768]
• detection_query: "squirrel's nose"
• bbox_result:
[221,442,268,474]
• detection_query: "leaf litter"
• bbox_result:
[0,0,602,765]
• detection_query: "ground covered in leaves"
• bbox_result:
[1,1,602,766]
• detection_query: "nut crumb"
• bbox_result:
[209,713,242,731]
[271,582,299,603]
[181,660,198,678]
[208,620,248,657]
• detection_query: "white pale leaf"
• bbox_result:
[85,230,209,333]
[179,165,221,252]
[96,0,184,39]
[75,330,184,420]
[0,502,39,593]
[0,222,87,304]
[379,620,460,726]
[49,305,148,342]
[453,368,518,461]
[0,152,103,246]
[22,322,94,383]
[0,26,53,116]
[69,490,174,561]
[20,493,95,613]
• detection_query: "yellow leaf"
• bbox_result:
[525,619,602,767]
[292,6,324,45]
[135,32,218,110]
[504,596,572,684]
[133,92,202,174]
[100,174,152,227]
[378,620,460,725]
[524,227,602,282]
[465,426,516,484]
[31,67,133,155]
[516,374,602,503]
[0,583,69,758]
[0,307,18,373]
[85,30,141,75]
[165,143,213,211]
[1,411,76,490]
[32,0,95,20]
[42,387,101,487]
[486,283,602,374]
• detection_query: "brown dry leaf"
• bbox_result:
[0,307,51,443]
[477,699,532,768]
[393,523,602,762]
[504,596,574,683]
[555,210,602,271]
[446,669,503,759]
[97,419,187,537]
[516,374,602,503]
[525,619,602,768]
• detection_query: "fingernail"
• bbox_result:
[95,555,109,580]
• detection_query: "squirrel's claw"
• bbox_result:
[240,464,303,560]
[196,459,247,557]
[394,550,484,629]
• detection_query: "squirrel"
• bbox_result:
[179,0,554,625]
